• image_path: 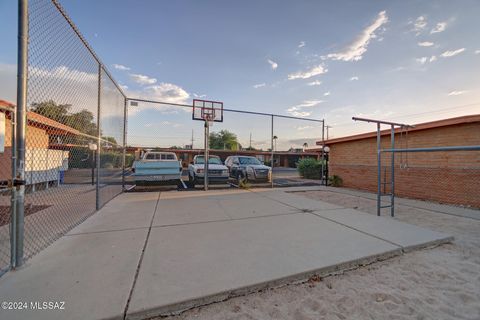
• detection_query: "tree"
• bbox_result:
[209,130,241,150]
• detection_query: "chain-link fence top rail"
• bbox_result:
[0,0,127,274]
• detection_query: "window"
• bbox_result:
[145,153,156,160]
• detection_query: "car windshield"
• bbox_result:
[239,157,261,165]
[195,156,222,165]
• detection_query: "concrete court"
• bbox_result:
[0,187,452,320]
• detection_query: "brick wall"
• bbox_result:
[328,122,480,208]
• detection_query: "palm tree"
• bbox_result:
[303,142,308,152]
[273,135,278,151]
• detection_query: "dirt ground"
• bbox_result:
[163,189,480,320]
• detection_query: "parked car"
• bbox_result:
[188,155,229,187]
[224,156,271,182]
[132,151,182,185]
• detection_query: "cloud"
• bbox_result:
[431,22,447,34]
[412,16,427,34]
[475,49,480,54]
[267,59,278,70]
[325,10,388,61]
[448,90,467,96]
[112,64,130,71]
[349,76,359,81]
[142,83,189,103]
[324,91,331,96]
[429,55,437,62]
[440,48,466,58]
[296,125,314,131]
[253,83,266,89]
[416,57,428,64]
[161,121,182,128]
[307,80,322,86]
[287,100,323,117]
[288,64,328,80]
[144,123,153,127]
[418,41,434,47]
[130,73,157,85]
[298,41,306,48]
[193,93,207,98]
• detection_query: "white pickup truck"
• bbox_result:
[187,155,229,187]
[132,151,183,185]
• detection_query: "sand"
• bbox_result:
[163,190,480,320]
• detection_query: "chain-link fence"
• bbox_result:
[124,99,326,190]
[0,0,127,274]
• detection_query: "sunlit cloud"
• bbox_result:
[253,83,266,89]
[325,10,388,61]
[112,64,131,71]
[298,41,306,48]
[411,16,427,35]
[440,48,466,58]
[288,64,327,80]
[324,91,331,96]
[287,100,323,117]
[418,41,434,47]
[267,59,278,70]
[448,90,467,96]
[130,73,157,85]
[431,22,447,34]
[349,76,359,81]
[307,80,322,86]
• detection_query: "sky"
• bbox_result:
[0,0,479,150]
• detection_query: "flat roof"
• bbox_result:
[318,114,480,145]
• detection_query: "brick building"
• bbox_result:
[320,115,480,208]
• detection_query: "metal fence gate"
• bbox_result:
[0,0,127,275]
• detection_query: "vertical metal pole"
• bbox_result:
[11,0,29,269]
[270,115,274,188]
[122,98,127,191]
[376,123,381,216]
[96,65,101,210]
[390,125,395,217]
[204,121,209,191]
[321,121,325,185]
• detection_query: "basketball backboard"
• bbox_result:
[192,99,223,122]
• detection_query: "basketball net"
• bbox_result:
[204,112,215,127]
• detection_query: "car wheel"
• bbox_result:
[237,172,246,183]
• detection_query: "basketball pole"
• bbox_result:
[271,115,274,189]
[204,120,209,191]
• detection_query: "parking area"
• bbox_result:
[0,186,451,320]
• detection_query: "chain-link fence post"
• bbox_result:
[11,0,29,269]
[122,98,127,191]
[270,115,274,188]
[321,120,325,186]
[96,65,101,210]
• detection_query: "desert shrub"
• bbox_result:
[297,158,322,179]
[328,175,343,187]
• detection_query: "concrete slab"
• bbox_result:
[253,189,343,211]
[312,208,453,251]
[0,228,147,320]
[67,192,159,234]
[127,213,401,319]
[153,192,297,226]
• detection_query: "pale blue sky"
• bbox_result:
[0,0,479,149]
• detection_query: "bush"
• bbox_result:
[328,175,343,187]
[297,158,322,179]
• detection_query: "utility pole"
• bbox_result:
[191,129,194,149]
[249,132,252,149]
[326,125,332,140]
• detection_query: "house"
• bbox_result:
[0,99,81,189]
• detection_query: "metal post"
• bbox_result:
[390,125,395,217]
[270,115,274,188]
[321,121,325,185]
[122,98,127,191]
[204,120,209,191]
[376,123,381,216]
[11,0,29,269]
[96,65,101,210]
